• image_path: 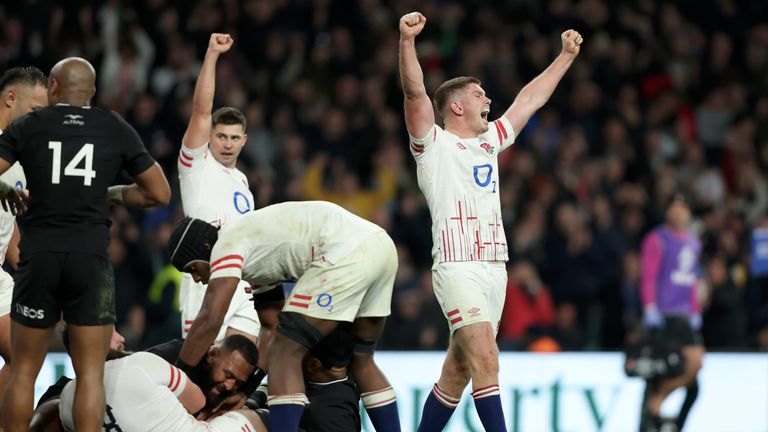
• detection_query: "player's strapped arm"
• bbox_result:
[0,121,29,214]
[178,276,240,368]
[109,163,171,208]
[399,12,435,141]
[503,30,583,135]
[182,33,233,151]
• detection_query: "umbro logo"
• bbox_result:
[468,307,481,315]
[456,142,467,150]
[63,114,85,126]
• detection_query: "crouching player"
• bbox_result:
[170,200,401,432]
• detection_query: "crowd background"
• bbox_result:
[1,0,767,352]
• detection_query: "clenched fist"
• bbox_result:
[400,12,426,40]
[561,30,583,56]
[208,33,233,54]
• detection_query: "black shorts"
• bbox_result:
[662,315,703,347]
[12,252,115,328]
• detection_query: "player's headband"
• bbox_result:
[169,217,218,271]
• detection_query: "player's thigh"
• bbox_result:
[65,324,112,378]
[285,259,366,323]
[8,320,55,376]
[432,262,506,334]
[0,269,13,360]
[60,253,116,326]
[453,321,498,360]
[351,316,387,342]
[682,344,705,375]
[0,269,13,318]
[11,253,64,329]
[357,232,398,319]
[0,314,10,362]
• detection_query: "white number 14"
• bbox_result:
[48,141,96,186]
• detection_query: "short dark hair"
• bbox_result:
[220,334,259,367]
[310,326,356,370]
[212,107,246,130]
[433,76,481,118]
[0,66,47,93]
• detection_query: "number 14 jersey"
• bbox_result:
[409,117,515,266]
[0,104,155,256]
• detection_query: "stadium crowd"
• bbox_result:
[1,0,767,353]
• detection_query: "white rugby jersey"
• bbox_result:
[178,143,254,227]
[59,352,211,432]
[208,201,383,286]
[410,117,515,265]
[0,129,24,265]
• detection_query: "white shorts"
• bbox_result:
[180,274,260,342]
[284,231,397,322]
[432,261,507,334]
[0,269,13,316]
[207,410,258,432]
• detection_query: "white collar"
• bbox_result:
[307,376,349,386]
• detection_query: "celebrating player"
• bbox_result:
[168,200,401,432]
[0,65,47,426]
[398,11,581,431]
[0,57,170,432]
[177,33,261,353]
[639,194,704,431]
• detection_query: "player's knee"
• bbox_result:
[444,362,471,388]
[686,356,702,377]
[467,346,499,375]
[274,312,322,351]
[685,349,704,376]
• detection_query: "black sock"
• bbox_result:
[676,378,699,430]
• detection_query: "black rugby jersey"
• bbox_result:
[0,104,155,255]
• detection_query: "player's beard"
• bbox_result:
[198,363,226,409]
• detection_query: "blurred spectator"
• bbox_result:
[2,0,766,351]
[302,152,396,220]
[498,261,555,350]
[702,255,748,350]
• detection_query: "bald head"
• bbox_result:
[48,57,96,106]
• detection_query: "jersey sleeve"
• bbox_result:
[0,118,24,165]
[208,235,247,282]
[134,352,189,397]
[115,113,156,176]
[178,142,208,173]
[640,232,662,308]
[408,125,438,159]
[489,117,516,152]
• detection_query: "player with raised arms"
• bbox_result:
[399,11,582,431]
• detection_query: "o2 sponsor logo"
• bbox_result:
[317,293,333,312]
[473,164,496,193]
[233,191,251,214]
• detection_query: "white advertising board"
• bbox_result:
[23,351,768,431]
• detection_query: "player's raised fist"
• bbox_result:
[400,12,426,40]
[561,29,583,56]
[208,33,233,53]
